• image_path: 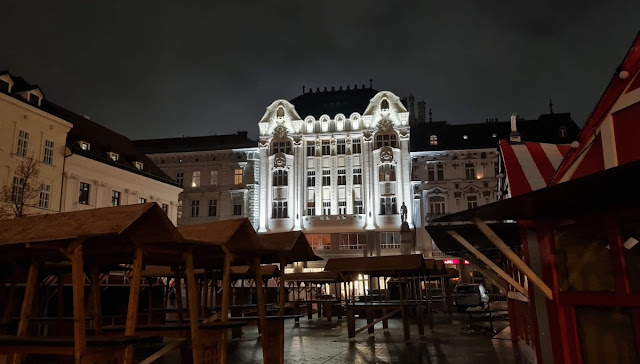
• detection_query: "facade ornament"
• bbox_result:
[272,125,289,139]
[258,139,270,149]
[273,153,287,168]
[259,122,269,136]
[380,146,394,163]
[377,119,394,132]
[292,135,303,146]
[362,131,373,142]
[398,129,410,140]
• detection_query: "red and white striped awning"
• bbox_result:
[499,139,571,197]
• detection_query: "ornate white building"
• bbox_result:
[257,87,413,265]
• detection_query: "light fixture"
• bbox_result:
[463,135,468,140]
[619,70,630,79]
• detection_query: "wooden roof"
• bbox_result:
[283,271,342,283]
[324,255,444,276]
[178,218,260,255]
[230,265,279,279]
[258,231,322,264]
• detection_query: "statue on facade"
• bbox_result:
[401,202,408,223]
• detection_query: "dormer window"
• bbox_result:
[29,93,40,105]
[134,161,144,170]
[0,80,9,93]
[276,106,285,120]
[430,135,438,146]
[380,99,390,112]
[108,152,119,161]
[559,126,568,138]
[80,141,90,151]
[0,74,13,93]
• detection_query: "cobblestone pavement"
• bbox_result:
[226,314,516,364]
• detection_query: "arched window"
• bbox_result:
[276,106,285,119]
[381,99,389,112]
[430,135,438,145]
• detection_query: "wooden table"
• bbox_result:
[0,335,162,363]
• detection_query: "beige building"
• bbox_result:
[0,72,72,216]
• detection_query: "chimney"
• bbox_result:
[302,85,305,94]
[408,95,415,124]
[417,100,426,124]
[509,114,521,143]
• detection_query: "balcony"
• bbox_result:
[379,181,396,196]
[303,214,365,231]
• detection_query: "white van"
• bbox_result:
[455,284,489,312]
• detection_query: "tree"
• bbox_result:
[0,157,42,218]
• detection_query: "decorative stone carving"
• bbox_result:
[273,153,287,168]
[273,125,288,139]
[380,146,394,163]
[377,119,394,131]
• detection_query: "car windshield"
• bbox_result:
[456,286,478,293]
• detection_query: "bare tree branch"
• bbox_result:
[0,157,42,218]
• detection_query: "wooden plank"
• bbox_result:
[473,219,553,300]
[279,256,287,316]
[174,267,184,324]
[90,268,103,335]
[71,246,86,364]
[354,309,400,335]
[448,230,530,298]
[16,262,39,336]
[148,279,154,325]
[398,276,410,341]
[185,250,203,364]
[138,338,186,364]
[124,247,144,364]
[253,257,267,330]
[221,252,232,323]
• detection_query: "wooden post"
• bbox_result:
[279,256,287,316]
[3,281,16,324]
[124,247,144,364]
[71,246,86,364]
[147,279,154,325]
[473,218,553,300]
[174,268,184,324]
[14,261,39,364]
[448,230,529,298]
[90,268,103,335]
[253,258,267,330]
[399,276,410,341]
[221,252,231,323]
[57,273,64,331]
[185,251,203,364]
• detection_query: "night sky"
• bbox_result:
[1,1,639,141]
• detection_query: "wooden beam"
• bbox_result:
[71,245,86,364]
[139,338,186,364]
[279,256,287,316]
[184,251,203,364]
[473,218,553,300]
[90,268,103,335]
[16,262,39,336]
[447,230,529,298]
[458,252,509,294]
[124,247,144,364]
[253,257,267,331]
[174,267,184,324]
[221,252,231,323]
[354,309,400,335]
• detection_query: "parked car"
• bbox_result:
[454,284,489,312]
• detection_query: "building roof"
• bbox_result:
[410,113,579,152]
[289,85,379,119]
[499,139,572,197]
[133,131,257,154]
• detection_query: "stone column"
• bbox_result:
[363,133,375,230]
[398,130,413,229]
[258,141,269,232]
[293,138,303,230]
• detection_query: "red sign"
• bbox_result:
[443,259,470,265]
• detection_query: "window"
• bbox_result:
[162,204,169,214]
[306,170,315,187]
[429,196,446,215]
[379,164,396,182]
[465,163,475,180]
[352,138,361,154]
[337,200,347,214]
[380,99,389,112]
[276,107,285,119]
[559,126,568,138]
[272,201,288,218]
[380,232,401,249]
[81,142,90,151]
[43,140,54,165]
[427,164,444,181]
[437,164,444,180]
[337,169,346,185]
[466,195,478,209]
[234,168,243,185]
[134,161,144,170]
[306,201,315,216]
[232,194,243,216]
[272,141,291,154]
[494,162,500,176]
[16,130,29,157]
[208,199,217,216]
[138,197,146,204]
[376,134,397,148]
[233,203,242,216]
[29,93,39,104]
[79,182,90,205]
[273,169,288,186]
[210,170,218,186]
[354,200,364,214]
[191,200,200,217]
[322,201,331,215]
[11,176,24,202]
[108,152,119,161]
[306,141,315,156]
[307,234,331,250]
[430,135,438,146]
[340,233,365,250]
[336,139,346,155]
[38,184,50,209]
[353,168,362,184]
[321,140,331,156]
[380,197,397,215]
[191,171,201,187]
[322,170,331,186]
[111,190,120,207]
[0,80,8,93]
[176,172,184,187]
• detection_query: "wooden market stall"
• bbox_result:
[282,271,344,322]
[324,255,447,341]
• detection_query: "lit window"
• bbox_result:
[209,199,217,216]
[176,172,184,187]
[16,130,29,157]
[380,232,401,249]
[352,138,362,154]
[339,233,365,250]
[192,171,201,187]
[134,161,144,170]
[559,126,568,138]
[307,234,330,250]
[79,182,90,205]
[272,201,288,218]
[191,200,200,217]
[111,190,120,207]
[210,170,218,186]
[80,141,90,151]
[138,197,147,204]
[43,140,54,165]
[234,168,243,185]
[38,184,50,209]
[177,201,182,219]
[430,135,438,146]
[109,152,119,161]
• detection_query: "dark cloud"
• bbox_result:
[1,1,638,140]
